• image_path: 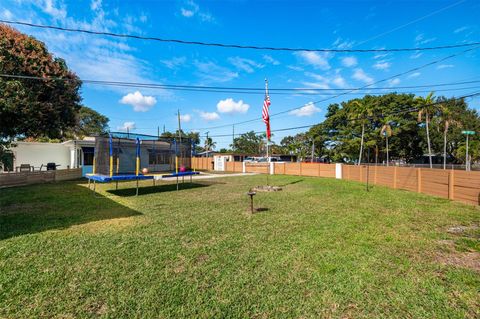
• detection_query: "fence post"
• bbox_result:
[242,161,246,173]
[374,165,377,185]
[299,162,302,176]
[318,163,321,177]
[270,162,274,175]
[448,170,455,200]
[335,163,342,179]
[417,168,422,193]
[393,166,398,189]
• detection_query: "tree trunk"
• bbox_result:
[443,127,448,170]
[426,112,433,169]
[386,136,389,167]
[358,123,365,165]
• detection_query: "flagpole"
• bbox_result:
[265,78,269,159]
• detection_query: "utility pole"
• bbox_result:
[311,139,315,162]
[205,131,210,155]
[127,127,130,139]
[177,109,182,143]
[232,124,235,152]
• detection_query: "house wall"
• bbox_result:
[12,142,71,171]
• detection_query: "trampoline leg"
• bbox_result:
[116,180,118,190]
[176,175,179,191]
[93,180,96,195]
[88,178,91,189]
[136,179,139,196]
[182,176,185,184]
[153,179,155,186]
[190,175,192,183]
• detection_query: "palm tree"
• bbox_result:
[205,137,216,152]
[437,103,461,170]
[380,120,393,166]
[350,100,373,165]
[416,92,437,169]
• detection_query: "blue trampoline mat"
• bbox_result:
[86,174,154,183]
[162,171,200,178]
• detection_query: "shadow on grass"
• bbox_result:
[0,182,141,241]
[106,181,220,197]
[278,179,303,187]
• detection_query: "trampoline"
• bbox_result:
[157,171,200,190]
[86,132,196,195]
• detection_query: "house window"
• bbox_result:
[148,150,170,165]
[82,147,95,166]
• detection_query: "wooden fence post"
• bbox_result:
[299,162,302,176]
[417,168,422,193]
[393,166,398,189]
[448,170,455,200]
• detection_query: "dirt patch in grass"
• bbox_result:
[447,224,479,236]
[437,251,480,272]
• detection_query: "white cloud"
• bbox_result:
[341,56,358,67]
[263,55,280,65]
[194,61,238,82]
[410,52,423,59]
[180,0,214,22]
[454,26,468,33]
[90,0,102,11]
[332,75,348,88]
[437,64,454,69]
[120,91,157,112]
[332,38,355,49]
[415,33,436,45]
[198,111,220,121]
[1,9,13,19]
[290,102,321,117]
[388,78,401,87]
[352,68,374,84]
[228,57,263,73]
[296,51,331,70]
[407,72,421,78]
[118,121,136,131]
[160,56,186,69]
[43,0,67,19]
[373,52,389,60]
[287,65,304,72]
[180,114,192,122]
[373,61,391,70]
[217,98,250,114]
[181,8,194,17]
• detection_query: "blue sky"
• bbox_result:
[2,0,480,148]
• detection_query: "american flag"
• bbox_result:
[262,93,271,140]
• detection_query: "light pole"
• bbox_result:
[462,130,475,171]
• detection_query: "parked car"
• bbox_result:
[243,157,259,163]
[257,156,282,163]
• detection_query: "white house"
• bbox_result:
[8,138,95,176]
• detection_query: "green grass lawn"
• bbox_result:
[0,175,479,318]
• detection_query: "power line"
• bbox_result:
[2,73,480,92]
[199,91,480,138]
[1,19,479,53]
[2,73,480,97]
[192,45,480,131]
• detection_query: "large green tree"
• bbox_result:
[231,131,264,154]
[0,24,82,139]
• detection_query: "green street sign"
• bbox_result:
[462,130,475,135]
